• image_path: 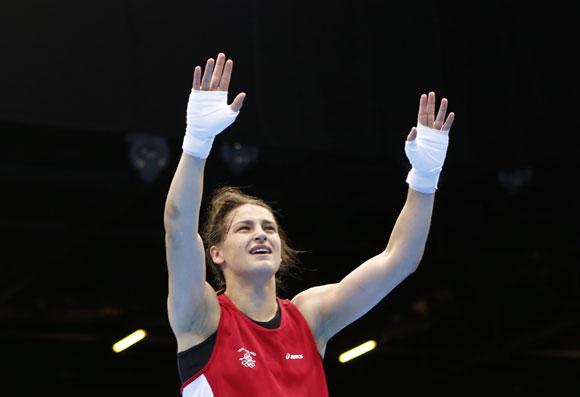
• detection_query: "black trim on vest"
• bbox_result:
[177,302,281,383]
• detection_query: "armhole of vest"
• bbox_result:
[178,330,216,390]
[285,298,325,360]
[180,300,226,391]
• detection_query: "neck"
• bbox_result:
[225,279,278,322]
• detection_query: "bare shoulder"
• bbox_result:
[292,284,335,311]
[291,283,337,349]
[171,282,221,353]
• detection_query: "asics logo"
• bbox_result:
[285,353,304,360]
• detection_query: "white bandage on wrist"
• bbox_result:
[182,90,239,159]
[404,123,450,194]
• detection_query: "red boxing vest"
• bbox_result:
[180,293,329,397]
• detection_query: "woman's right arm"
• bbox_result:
[164,153,218,348]
[163,53,245,350]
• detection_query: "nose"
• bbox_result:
[254,231,267,242]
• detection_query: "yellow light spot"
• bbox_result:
[338,340,377,363]
[112,329,147,353]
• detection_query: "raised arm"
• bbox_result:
[164,53,245,350]
[293,92,454,355]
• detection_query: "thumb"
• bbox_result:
[406,127,417,141]
[230,92,246,112]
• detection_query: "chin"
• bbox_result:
[248,257,280,273]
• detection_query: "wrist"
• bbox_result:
[182,134,215,159]
[406,167,441,194]
[182,90,239,159]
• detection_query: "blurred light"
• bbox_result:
[112,329,147,353]
[220,142,259,175]
[338,340,377,363]
[126,132,169,183]
[497,166,533,194]
[529,349,580,359]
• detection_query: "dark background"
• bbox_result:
[1,1,578,396]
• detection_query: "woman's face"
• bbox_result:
[210,204,282,284]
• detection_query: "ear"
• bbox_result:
[209,245,225,265]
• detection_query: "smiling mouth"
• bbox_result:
[249,247,272,255]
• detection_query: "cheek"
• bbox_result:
[233,242,246,254]
[223,239,245,258]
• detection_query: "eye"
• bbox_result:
[237,226,249,231]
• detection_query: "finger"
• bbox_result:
[192,66,201,90]
[219,59,233,91]
[417,94,428,126]
[230,92,246,112]
[442,112,455,131]
[427,92,436,127]
[210,53,226,91]
[406,127,417,141]
[201,58,215,90]
[434,98,448,129]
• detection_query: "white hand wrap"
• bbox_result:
[404,123,450,194]
[182,90,239,159]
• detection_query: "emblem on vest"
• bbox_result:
[238,347,257,368]
[285,353,304,360]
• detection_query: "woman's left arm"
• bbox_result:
[293,92,455,348]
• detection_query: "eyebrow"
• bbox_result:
[233,219,276,227]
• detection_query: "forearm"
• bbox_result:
[164,153,206,233]
[384,188,435,267]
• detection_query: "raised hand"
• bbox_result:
[407,91,454,141]
[182,52,245,159]
[192,52,246,112]
[404,91,455,193]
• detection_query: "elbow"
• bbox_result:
[399,257,421,276]
[164,200,201,236]
[411,249,425,271]
[409,258,421,274]
[164,201,182,223]
[397,260,420,282]
[164,203,196,233]
[385,250,422,275]
[400,246,425,273]
[407,251,424,273]
[164,218,197,242]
